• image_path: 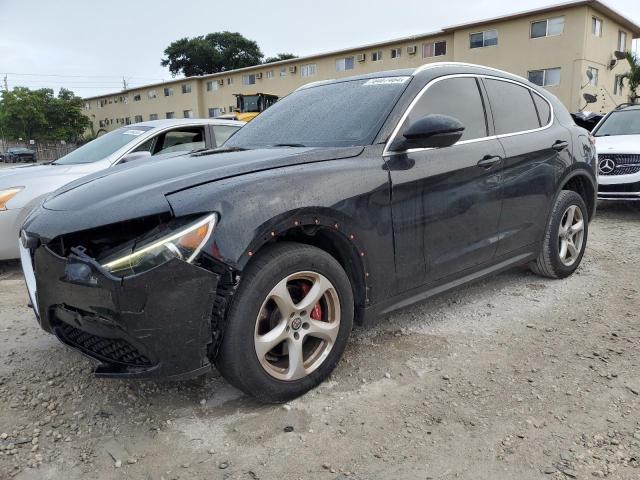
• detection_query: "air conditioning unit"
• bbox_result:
[357,53,366,62]
[256,72,263,79]
[407,45,418,55]
[217,79,224,86]
[289,66,297,73]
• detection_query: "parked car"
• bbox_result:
[0,119,243,260]
[20,64,596,402]
[4,147,37,163]
[591,104,640,202]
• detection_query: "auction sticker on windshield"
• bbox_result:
[123,130,146,136]
[363,77,410,86]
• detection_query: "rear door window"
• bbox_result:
[484,79,541,134]
[402,77,488,142]
[213,125,241,146]
[532,92,552,126]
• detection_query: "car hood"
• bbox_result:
[24,146,363,240]
[0,164,74,182]
[595,135,640,154]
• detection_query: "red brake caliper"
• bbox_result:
[300,282,322,320]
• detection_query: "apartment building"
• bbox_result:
[83,0,640,133]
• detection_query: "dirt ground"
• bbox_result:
[0,202,638,480]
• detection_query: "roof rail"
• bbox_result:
[615,102,638,110]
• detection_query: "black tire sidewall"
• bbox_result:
[216,243,354,403]
[547,191,589,278]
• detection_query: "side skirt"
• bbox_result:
[359,250,537,326]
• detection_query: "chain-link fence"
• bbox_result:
[0,140,79,163]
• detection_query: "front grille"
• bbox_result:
[599,181,640,193]
[599,154,640,176]
[57,322,152,366]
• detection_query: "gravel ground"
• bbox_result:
[0,202,638,480]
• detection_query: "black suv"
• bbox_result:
[21,63,597,402]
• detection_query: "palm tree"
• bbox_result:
[620,51,640,104]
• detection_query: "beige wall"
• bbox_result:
[83,4,638,133]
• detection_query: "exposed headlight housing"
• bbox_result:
[101,213,217,277]
[0,187,24,211]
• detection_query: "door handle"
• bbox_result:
[552,140,569,151]
[477,155,502,168]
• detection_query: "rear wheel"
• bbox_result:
[215,242,354,403]
[530,190,588,279]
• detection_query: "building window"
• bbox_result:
[371,51,383,62]
[592,16,603,37]
[470,29,498,48]
[336,57,355,72]
[182,84,192,94]
[527,67,561,87]
[206,80,218,92]
[166,112,175,119]
[423,41,447,58]
[614,75,624,95]
[530,16,565,38]
[208,107,223,118]
[149,113,158,121]
[133,94,141,102]
[125,118,131,125]
[243,74,256,85]
[618,30,627,51]
[280,67,287,77]
[390,48,401,59]
[183,110,193,118]
[147,90,157,100]
[164,87,173,96]
[587,67,599,86]
[227,77,234,85]
[134,115,143,123]
[301,64,317,77]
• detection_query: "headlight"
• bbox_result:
[101,213,217,277]
[0,187,24,211]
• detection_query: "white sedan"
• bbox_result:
[0,118,244,260]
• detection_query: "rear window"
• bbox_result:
[226,77,410,148]
[594,110,640,136]
[484,79,542,135]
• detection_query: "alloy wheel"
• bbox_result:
[254,271,340,381]
[558,204,585,267]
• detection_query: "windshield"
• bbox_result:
[594,110,640,137]
[226,77,410,148]
[53,127,153,165]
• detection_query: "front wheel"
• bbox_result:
[530,190,588,279]
[215,242,354,403]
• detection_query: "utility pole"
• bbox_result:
[122,77,128,91]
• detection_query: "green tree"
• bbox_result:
[620,51,640,104]
[0,87,89,142]
[264,53,297,64]
[161,31,264,77]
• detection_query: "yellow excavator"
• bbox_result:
[218,93,279,122]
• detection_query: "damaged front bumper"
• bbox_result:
[25,244,220,380]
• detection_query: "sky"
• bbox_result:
[1,0,639,98]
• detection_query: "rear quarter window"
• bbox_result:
[484,79,542,134]
[532,92,552,126]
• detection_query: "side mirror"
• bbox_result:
[119,151,152,164]
[390,114,465,151]
[583,93,598,104]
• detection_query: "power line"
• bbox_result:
[1,72,165,81]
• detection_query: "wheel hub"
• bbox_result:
[291,317,302,330]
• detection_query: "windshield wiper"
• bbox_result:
[270,143,307,148]
[191,146,248,156]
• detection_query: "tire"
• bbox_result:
[530,190,588,279]
[215,242,354,403]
